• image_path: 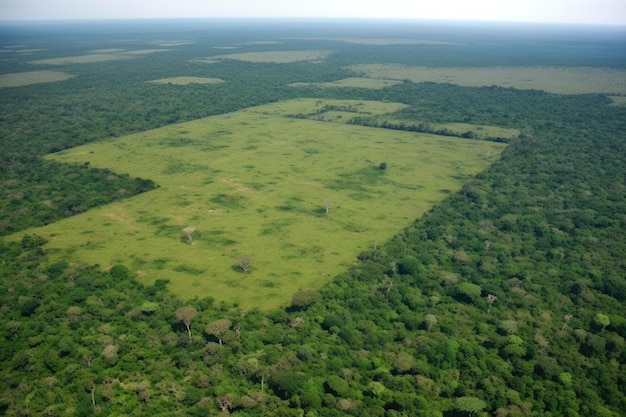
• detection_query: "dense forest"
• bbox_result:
[1,20,625,416]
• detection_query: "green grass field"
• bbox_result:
[0,70,74,87]
[290,77,403,89]
[148,76,224,85]
[26,98,506,310]
[29,49,170,65]
[196,50,331,64]
[350,64,626,95]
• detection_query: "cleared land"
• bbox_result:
[148,76,224,85]
[350,64,626,95]
[29,49,170,65]
[294,37,459,46]
[609,96,626,106]
[197,50,331,64]
[0,70,73,87]
[28,99,505,310]
[154,41,196,47]
[290,77,402,89]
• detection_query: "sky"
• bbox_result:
[1,0,625,25]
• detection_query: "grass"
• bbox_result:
[22,98,506,310]
[0,70,73,87]
[29,49,170,65]
[148,77,224,85]
[294,37,459,46]
[349,64,626,95]
[196,50,331,64]
[609,96,626,106]
[379,120,519,141]
[290,77,402,89]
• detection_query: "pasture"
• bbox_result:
[29,49,170,65]
[30,98,505,310]
[295,37,458,46]
[148,76,224,85]
[290,77,402,89]
[350,64,626,95]
[196,50,331,64]
[0,70,73,87]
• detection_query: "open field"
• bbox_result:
[0,70,73,87]
[197,50,331,64]
[148,76,224,85]
[20,99,506,310]
[29,49,170,65]
[154,41,196,47]
[90,48,126,53]
[350,64,626,95]
[293,37,459,46]
[609,95,626,106]
[290,77,403,89]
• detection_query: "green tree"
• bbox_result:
[593,313,610,331]
[205,318,232,345]
[176,306,198,339]
[291,290,321,310]
[456,396,487,416]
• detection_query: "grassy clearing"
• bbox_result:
[0,70,73,87]
[90,48,126,53]
[120,49,171,56]
[609,96,626,106]
[381,120,519,141]
[290,77,402,89]
[26,98,505,310]
[350,64,626,95]
[148,77,224,85]
[197,50,331,64]
[433,123,519,140]
[293,37,459,46]
[245,41,283,45]
[154,41,196,47]
[29,49,170,65]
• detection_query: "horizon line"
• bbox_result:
[1,17,625,28]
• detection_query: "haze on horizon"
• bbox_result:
[1,0,625,26]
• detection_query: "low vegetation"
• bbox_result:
[196,50,332,63]
[148,76,224,85]
[21,98,505,309]
[0,70,73,87]
[29,49,170,65]
[350,64,626,95]
[290,77,402,89]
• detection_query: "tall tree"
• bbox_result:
[205,318,232,345]
[175,306,197,339]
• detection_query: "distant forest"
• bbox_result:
[0,20,625,417]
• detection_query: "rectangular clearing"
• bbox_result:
[350,64,626,95]
[33,98,506,310]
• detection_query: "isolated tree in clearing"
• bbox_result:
[235,254,252,272]
[182,226,195,244]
